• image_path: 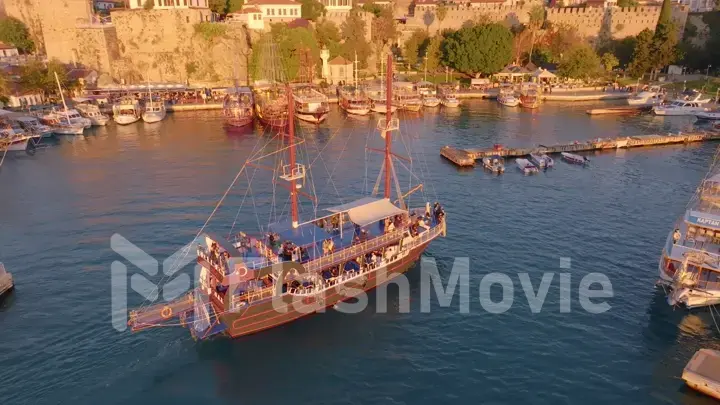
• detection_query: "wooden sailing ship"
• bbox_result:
[519,83,541,109]
[339,53,371,116]
[127,55,447,340]
[253,82,288,128]
[223,86,254,129]
[292,84,329,124]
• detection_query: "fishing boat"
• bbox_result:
[292,84,329,124]
[51,72,91,130]
[0,126,33,151]
[696,111,720,121]
[659,155,720,308]
[38,112,85,135]
[14,116,53,138]
[393,82,422,112]
[627,86,664,106]
[516,158,538,174]
[223,86,254,129]
[441,92,460,108]
[0,263,13,298]
[339,55,371,116]
[519,83,541,109]
[126,55,447,341]
[417,81,440,107]
[142,83,167,124]
[482,155,504,174]
[497,85,519,107]
[530,152,554,169]
[113,97,142,125]
[75,104,109,126]
[254,82,289,128]
[560,152,588,165]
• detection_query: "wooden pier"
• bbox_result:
[440,132,720,167]
[586,105,652,115]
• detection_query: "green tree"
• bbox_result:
[527,5,546,64]
[300,0,326,21]
[658,0,672,26]
[340,8,372,68]
[315,19,342,56]
[441,23,513,75]
[436,4,448,30]
[651,19,681,75]
[272,25,321,81]
[143,0,154,10]
[209,0,226,13]
[19,59,76,96]
[557,45,601,79]
[425,35,443,73]
[546,23,582,63]
[185,61,198,84]
[627,28,654,78]
[617,0,638,7]
[227,0,244,13]
[403,29,427,68]
[372,7,398,46]
[600,52,619,71]
[361,2,383,17]
[0,17,35,54]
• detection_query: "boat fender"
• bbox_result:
[160,306,172,319]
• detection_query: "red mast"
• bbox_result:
[384,54,393,200]
[286,84,299,227]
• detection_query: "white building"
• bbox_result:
[128,0,209,9]
[227,7,265,30]
[321,0,352,11]
[241,0,301,23]
[0,42,19,58]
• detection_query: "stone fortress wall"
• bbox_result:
[407,3,689,41]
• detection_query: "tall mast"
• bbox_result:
[384,53,393,200]
[354,52,358,97]
[147,71,152,108]
[54,72,71,125]
[286,84,299,227]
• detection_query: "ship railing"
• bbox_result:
[304,229,407,273]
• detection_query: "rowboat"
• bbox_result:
[515,158,538,174]
[561,152,588,165]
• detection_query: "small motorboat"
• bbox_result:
[516,158,539,174]
[529,152,554,169]
[561,152,589,165]
[0,262,13,298]
[696,111,720,121]
[482,155,505,174]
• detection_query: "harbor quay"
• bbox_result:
[441,132,720,168]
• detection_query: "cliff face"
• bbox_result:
[3,0,46,53]
[110,9,251,86]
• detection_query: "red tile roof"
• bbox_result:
[246,0,299,4]
[239,6,262,13]
[329,56,352,66]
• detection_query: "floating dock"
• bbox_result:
[586,105,653,115]
[682,349,720,400]
[440,132,720,167]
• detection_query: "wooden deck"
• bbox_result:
[586,105,653,115]
[440,131,720,168]
[683,349,720,400]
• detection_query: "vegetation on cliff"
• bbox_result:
[679,11,720,72]
[300,0,326,21]
[193,22,228,43]
[0,17,35,54]
[19,60,77,96]
[250,25,321,82]
[209,0,244,14]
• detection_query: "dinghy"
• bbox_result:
[516,158,538,174]
[529,152,554,169]
[561,152,588,165]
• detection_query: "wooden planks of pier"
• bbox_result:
[440,132,720,167]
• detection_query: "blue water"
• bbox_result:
[1,100,719,405]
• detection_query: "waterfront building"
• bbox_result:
[0,42,19,58]
[227,8,265,30]
[321,0,353,11]
[94,1,119,11]
[241,0,302,23]
[127,0,209,9]
[327,56,354,85]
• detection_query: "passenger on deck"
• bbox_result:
[673,229,681,244]
[353,235,361,245]
[331,215,340,232]
[425,201,431,217]
[387,221,395,233]
[360,229,369,242]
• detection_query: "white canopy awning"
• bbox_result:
[326,197,406,227]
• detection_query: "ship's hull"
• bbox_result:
[114,115,141,125]
[296,111,328,124]
[142,110,167,123]
[224,116,254,129]
[520,97,540,109]
[52,125,85,135]
[399,103,422,112]
[256,106,288,128]
[88,116,110,126]
[219,240,431,338]
[3,137,29,151]
[441,99,460,108]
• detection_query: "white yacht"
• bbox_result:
[441,93,460,108]
[696,111,720,121]
[292,84,329,124]
[660,162,720,308]
[142,99,167,123]
[654,90,711,116]
[38,112,85,135]
[74,101,110,126]
[515,158,539,174]
[418,81,440,107]
[627,86,664,106]
[113,97,142,125]
[498,86,520,107]
[529,152,554,169]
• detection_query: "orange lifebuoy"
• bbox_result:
[160,306,172,319]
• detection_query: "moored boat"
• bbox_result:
[418,81,440,107]
[14,116,53,138]
[482,155,504,174]
[627,86,664,106]
[75,103,109,126]
[141,83,167,124]
[516,158,538,174]
[529,152,554,169]
[560,152,588,165]
[223,86,254,128]
[393,82,423,112]
[254,82,289,128]
[292,84,329,123]
[654,90,711,116]
[38,112,85,135]
[340,87,371,116]
[696,111,720,121]
[125,55,447,341]
[519,83,541,109]
[498,85,520,107]
[659,160,720,308]
[441,93,460,108]
[0,262,13,298]
[113,97,142,125]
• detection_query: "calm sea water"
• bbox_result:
[1,100,719,405]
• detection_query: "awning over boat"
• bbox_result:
[326,197,406,227]
[687,211,720,230]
